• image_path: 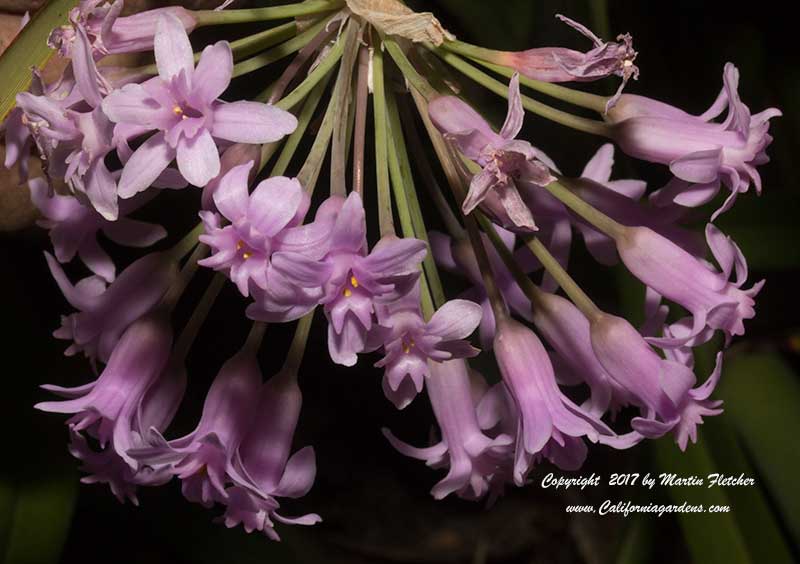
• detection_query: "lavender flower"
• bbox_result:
[131,345,263,507]
[589,313,724,449]
[491,15,637,108]
[101,14,297,194]
[49,1,197,57]
[615,223,763,346]
[30,178,166,282]
[66,357,187,504]
[493,317,614,483]
[371,284,482,409]
[36,311,173,456]
[606,63,781,218]
[428,74,555,231]
[223,370,320,539]
[384,359,513,500]
[270,193,427,366]
[199,162,316,296]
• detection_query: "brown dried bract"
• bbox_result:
[346,0,454,45]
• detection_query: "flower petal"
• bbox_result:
[154,14,195,82]
[427,299,483,340]
[118,133,176,198]
[212,101,298,143]
[177,129,220,187]
[192,41,233,105]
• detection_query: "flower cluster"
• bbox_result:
[5,0,778,539]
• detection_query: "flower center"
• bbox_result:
[343,274,360,297]
[236,240,252,260]
[172,103,204,121]
[402,337,416,354]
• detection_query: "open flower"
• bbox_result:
[199,162,317,296]
[30,178,166,283]
[130,345,263,507]
[428,74,555,231]
[615,223,763,346]
[223,370,320,539]
[102,14,297,195]
[36,311,173,455]
[371,284,483,409]
[46,251,177,363]
[384,358,513,500]
[606,63,781,218]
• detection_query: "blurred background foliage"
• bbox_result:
[1,1,799,563]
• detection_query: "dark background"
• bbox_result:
[1,1,799,563]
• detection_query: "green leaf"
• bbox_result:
[0,0,78,122]
[1,472,78,564]
[653,435,754,564]
[703,418,796,563]
[719,351,800,546]
[614,518,654,564]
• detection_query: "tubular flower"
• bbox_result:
[492,317,615,483]
[45,251,178,363]
[66,357,187,505]
[384,358,513,500]
[36,311,173,456]
[606,63,781,218]
[615,223,763,346]
[428,74,555,231]
[589,313,724,449]
[130,346,263,507]
[223,371,320,539]
[101,14,297,194]
[30,178,166,283]
[49,0,197,57]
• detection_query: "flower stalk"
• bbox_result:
[192,0,345,26]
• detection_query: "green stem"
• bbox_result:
[271,71,333,177]
[193,0,344,26]
[522,235,601,320]
[432,48,612,137]
[372,35,395,237]
[135,22,298,77]
[162,243,208,311]
[296,95,335,194]
[475,213,537,296]
[398,97,464,239]
[282,310,315,375]
[245,321,268,352]
[330,21,361,197]
[233,17,331,79]
[386,103,435,319]
[383,36,438,100]
[274,30,344,109]
[544,178,624,239]
[258,140,283,174]
[386,89,447,314]
[173,273,226,361]
[169,222,205,261]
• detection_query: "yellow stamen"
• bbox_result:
[242,251,252,260]
[350,275,359,288]
[343,288,352,297]
[173,105,184,116]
